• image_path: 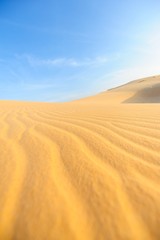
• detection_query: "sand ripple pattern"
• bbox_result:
[0,102,159,240]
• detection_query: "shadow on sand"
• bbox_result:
[123,83,160,103]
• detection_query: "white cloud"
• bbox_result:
[17,54,108,68]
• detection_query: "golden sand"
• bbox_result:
[0,75,160,240]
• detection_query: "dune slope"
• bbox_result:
[82,75,160,104]
[0,76,160,240]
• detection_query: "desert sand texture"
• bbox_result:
[0,75,160,240]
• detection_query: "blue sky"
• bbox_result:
[0,0,160,101]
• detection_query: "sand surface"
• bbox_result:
[0,76,160,240]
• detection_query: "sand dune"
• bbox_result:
[0,76,160,240]
[82,75,160,104]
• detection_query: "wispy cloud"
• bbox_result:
[16,54,108,68]
[21,82,58,91]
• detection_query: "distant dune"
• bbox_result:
[80,75,160,104]
[0,75,160,240]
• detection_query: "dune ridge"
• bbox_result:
[0,76,160,240]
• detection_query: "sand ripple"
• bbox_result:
[0,98,159,240]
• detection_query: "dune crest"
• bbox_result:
[80,75,160,104]
[0,75,160,240]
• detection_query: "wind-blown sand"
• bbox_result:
[0,75,160,240]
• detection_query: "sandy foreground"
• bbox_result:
[0,76,160,240]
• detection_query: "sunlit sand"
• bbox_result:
[0,75,160,240]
